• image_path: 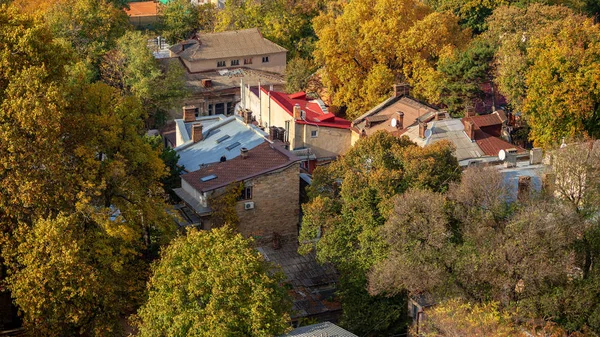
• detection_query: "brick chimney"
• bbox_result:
[518,176,531,202]
[393,83,410,97]
[396,111,404,129]
[464,120,475,141]
[293,104,302,120]
[269,126,278,141]
[240,147,249,159]
[243,110,253,124]
[183,105,197,122]
[419,121,427,139]
[192,123,203,143]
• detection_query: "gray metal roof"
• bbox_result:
[281,322,358,337]
[175,115,268,172]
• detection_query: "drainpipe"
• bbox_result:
[268,91,271,128]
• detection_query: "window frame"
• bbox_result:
[217,60,226,67]
[262,56,269,63]
[244,58,252,65]
[231,59,240,66]
[238,186,253,201]
[311,129,318,138]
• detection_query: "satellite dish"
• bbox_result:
[424,129,432,138]
[390,118,398,128]
[498,149,506,161]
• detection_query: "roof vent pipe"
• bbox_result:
[240,147,249,159]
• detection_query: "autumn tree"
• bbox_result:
[4,212,146,336]
[299,131,460,335]
[523,17,600,147]
[312,0,469,119]
[136,227,291,337]
[158,0,201,43]
[286,57,319,93]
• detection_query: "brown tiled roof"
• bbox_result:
[463,110,507,129]
[473,129,525,156]
[181,142,299,192]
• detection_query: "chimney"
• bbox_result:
[393,83,410,97]
[542,173,555,195]
[293,104,302,120]
[183,105,197,122]
[396,111,404,129]
[464,120,475,141]
[529,148,543,165]
[419,122,427,139]
[269,126,278,141]
[517,176,531,202]
[192,123,203,143]
[240,147,249,159]
[243,110,253,124]
[465,105,476,118]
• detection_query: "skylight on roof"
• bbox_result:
[200,174,217,182]
[216,135,230,143]
[225,142,241,151]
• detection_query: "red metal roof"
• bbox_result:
[263,88,351,129]
[472,129,525,156]
[463,113,503,129]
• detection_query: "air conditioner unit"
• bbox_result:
[244,201,255,210]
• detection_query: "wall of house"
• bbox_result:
[257,89,293,131]
[294,124,352,159]
[182,179,208,207]
[182,51,287,74]
[350,129,362,146]
[235,163,300,240]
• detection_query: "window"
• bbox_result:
[231,59,239,66]
[311,130,318,138]
[262,56,269,63]
[244,58,252,65]
[225,141,241,151]
[239,186,253,200]
[217,61,226,67]
[284,120,290,142]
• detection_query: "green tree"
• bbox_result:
[100,30,188,127]
[299,131,460,335]
[136,227,291,337]
[158,0,200,44]
[45,0,129,68]
[435,38,496,116]
[5,212,146,336]
[285,57,318,93]
[312,0,469,119]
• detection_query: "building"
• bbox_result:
[280,322,358,337]
[351,83,439,145]
[174,142,301,240]
[162,28,287,117]
[241,85,353,173]
[190,0,224,8]
[125,1,159,28]
[170,106,269,171]
[169,28,287,74]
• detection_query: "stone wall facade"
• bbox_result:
[235,163,300,241]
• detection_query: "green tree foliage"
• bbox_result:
[136,227,291,337]
[158,0,201,44]
[285,57,319,93]
[5,212,146,336]
[100,30,188,127]
[523,17,600,147]
[312,0,469,120]
[299,131,460,335]
[208,183,243,228]
[435,38,496,116]
[45,0,129,68]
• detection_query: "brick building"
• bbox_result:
[174,142,301,240]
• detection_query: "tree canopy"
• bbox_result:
[136,227,291,337]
